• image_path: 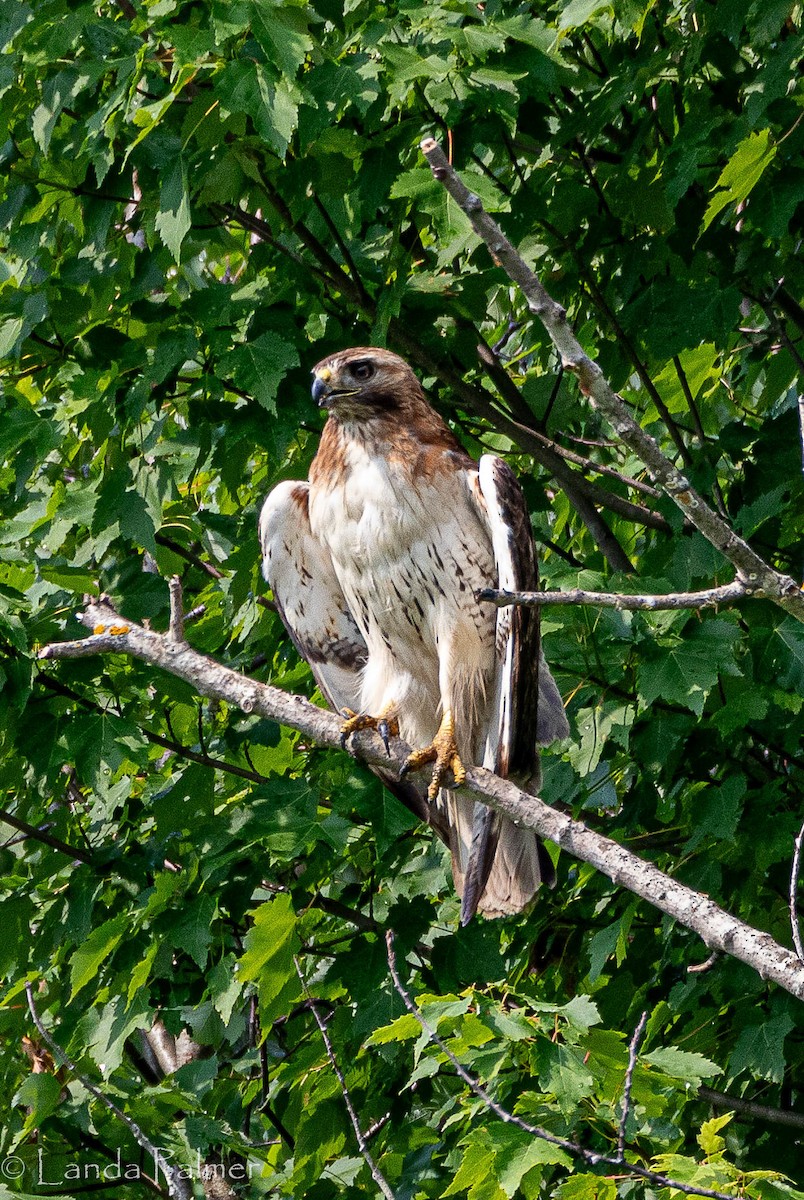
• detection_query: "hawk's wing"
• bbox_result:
[259,480,366,714]
[259,480,449,841]
[461,455,569,923]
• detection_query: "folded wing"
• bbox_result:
[460,455,569,924]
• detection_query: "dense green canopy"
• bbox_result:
[1,1,803,1196]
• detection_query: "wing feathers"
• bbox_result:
[458,455,568,921]
[259,480,366,713]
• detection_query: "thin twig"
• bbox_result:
[0,807,95,866]
[478,579,750,612]
[309,192,370,307]
[491,319,522,356]
[293,960,395,1200]
[385,932,739,1200]
[791,818,804,961]
[618,1011,648,1159]
[25,984,190,1200]
[154,532,226,581]
[38,672,270,786]
[672,356,729,518]
[167,575,185,644]
[419,137,804,625]
[700,1085,804,1131]
[688,951,720,975]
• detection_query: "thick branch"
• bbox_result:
[39,601,804,1002]
[479,580,750,612]
[419,137,804,624]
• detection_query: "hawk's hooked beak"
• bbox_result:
[312,368,358,408]
[311,373,331,407]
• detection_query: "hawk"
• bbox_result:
[259,347,568,924]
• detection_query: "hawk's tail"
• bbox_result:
[446,792,555,924]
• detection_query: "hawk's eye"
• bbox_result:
[349,360,375,381]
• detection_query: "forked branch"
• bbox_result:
[25,984,189,1200]
[419,137,804,625]
[386,932,740,1200]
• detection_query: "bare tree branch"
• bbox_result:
[479,580,750,612]
[618,1011,648,1159]
[167,575,185,644]
[385,932,740,1200]
[0,807,96,866]
[419,137,804,625]
[25,984,191,1200]
[791,818,804,961]
[688,951,721,975]
[294,959,395,1200]
[700,1086,804,1131]
[37,600,804,1001]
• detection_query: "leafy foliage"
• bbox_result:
[1,0,803,1196]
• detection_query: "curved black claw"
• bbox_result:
[339,709,398,755]
[339,707,357,751]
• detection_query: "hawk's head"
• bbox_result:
[311,347,421,418]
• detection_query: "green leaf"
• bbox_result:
[557,0,614,32]
[237,893,301,1022]
[14,1073,62,1126]
[155,156,192,261]
[491,1126,572,1196]
[173,894,216,969]
[250,2,313,75]
[128,942,158,1005]
[365,1013,422,1045]
[728,1014,795,1083]
[637,619,742,716]
[643,1047,721,1085]
[702,129,777,232]
[228,331,300,413]
[537,1042,595,1116]
[69,913,129,999]
[444,1130,505,1200]
[556,1177,618,1200]
[698,1111,733,1157]
[683,775,746,850]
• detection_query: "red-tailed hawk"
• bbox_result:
[260,347,568,924]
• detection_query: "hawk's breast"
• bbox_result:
[308,435,497,677]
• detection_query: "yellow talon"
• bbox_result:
[401,712,466,801]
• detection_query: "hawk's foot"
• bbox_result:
[401,712,466,801]
[339,708,400,756]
